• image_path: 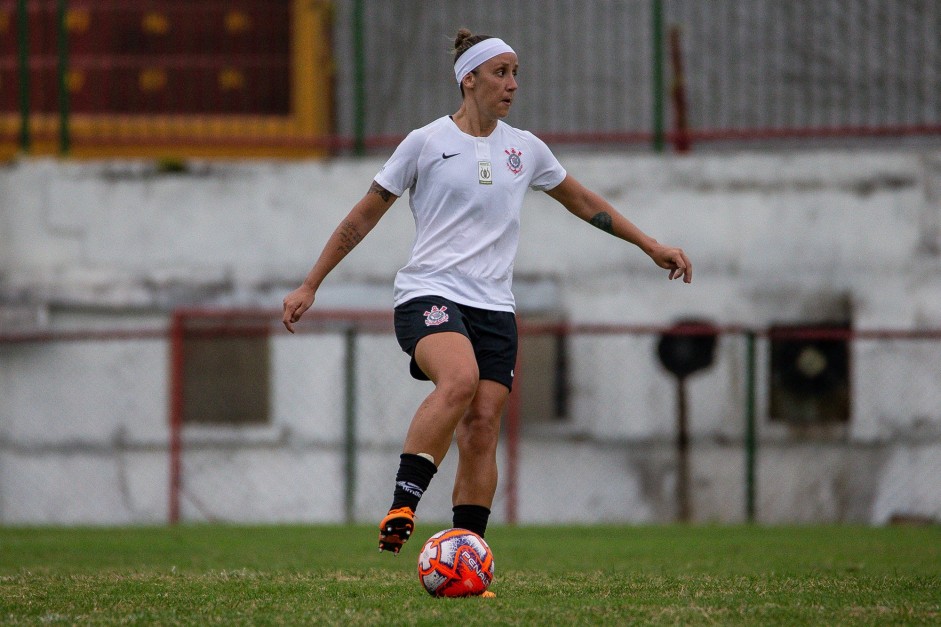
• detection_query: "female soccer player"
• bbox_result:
[282,29,692,554]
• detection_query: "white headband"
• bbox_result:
[454,38,516,84]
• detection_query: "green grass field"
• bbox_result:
[1,524,939,625]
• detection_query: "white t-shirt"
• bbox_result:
[374,116,567,312]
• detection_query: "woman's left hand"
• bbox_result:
[649,244,693,283]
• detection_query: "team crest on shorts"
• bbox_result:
[505,148,523,174]
[423,305,449,326]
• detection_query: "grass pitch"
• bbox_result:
[1,524,939,625]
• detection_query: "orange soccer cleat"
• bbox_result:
[378,507,415,554]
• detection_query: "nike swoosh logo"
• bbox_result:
[442,152,460,159]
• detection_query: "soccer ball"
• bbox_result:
[417,528,494,597]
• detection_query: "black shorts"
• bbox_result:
[393,295,517,391]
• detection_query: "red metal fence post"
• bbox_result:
[167,309,185,525]
[669,25,691,153]
[505,337,523,526]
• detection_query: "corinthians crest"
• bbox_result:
[505,147,523,174]
[423,305,449,326]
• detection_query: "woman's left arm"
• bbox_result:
[545,174,692,283]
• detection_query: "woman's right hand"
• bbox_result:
[282,285,316,333]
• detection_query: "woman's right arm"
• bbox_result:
[282,181,398,332]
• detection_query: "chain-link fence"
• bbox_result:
[2,310,940,526]
[335,0,941,150]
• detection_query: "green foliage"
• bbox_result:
[0,525,938,625]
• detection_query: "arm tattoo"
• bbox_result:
[336,219,364,254]
[367,181,392,202]
[589,211,614,235]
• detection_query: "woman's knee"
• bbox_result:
[457,408,500,452]
[437,367,479,409]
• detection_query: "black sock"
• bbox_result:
[390,453,438,512]
[452,504,491,538]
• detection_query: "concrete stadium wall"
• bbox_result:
[1,150,940,526]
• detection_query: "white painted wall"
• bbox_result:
[1,151,940,525]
